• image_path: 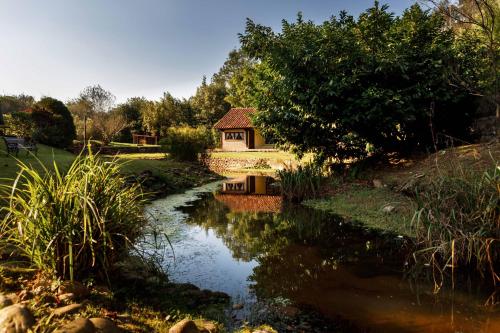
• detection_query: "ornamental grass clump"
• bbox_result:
[0,152,146,281]
[278,163,323,203]
[411,157,499,290]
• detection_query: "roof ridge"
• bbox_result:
[214,108,257,129]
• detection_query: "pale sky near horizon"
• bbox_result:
[0,0,417,104]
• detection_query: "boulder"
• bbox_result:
[232,303,244,310]
[0,304,35,333]
[59,293,77,303]
[53,303,83,317]
[0,294,14,310]
[58,281,90,299]
[54,318,96,333]
[373,179,384,188]
[382,205,395,213]
[89,318,123,333]
[169,319,200,333]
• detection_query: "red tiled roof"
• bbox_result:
[214,194,282,213]
[213,108,256,129]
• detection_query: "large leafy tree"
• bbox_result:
[140,92,195,136]
[191,76,231,127]
[0,95,35,129]
[0,94,35,114]
[113,97,148,141]
[424,0,499,139]
[31,97,76,148]
[68,85,116,142]
[240,2,472,160]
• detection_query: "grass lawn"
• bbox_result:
[304,184,416,237]
[304,143,499,237]
[110,152,218,190]
[109,141,160,148]
[0,140,217,193]
[76,140,160,148]
[0,141,75,181]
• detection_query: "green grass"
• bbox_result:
[0,140,216,195]
[109,153,217,189]
[109,141,160,148]
[304,184,416,236]
[75,140,160,148]
[0,140,75,181]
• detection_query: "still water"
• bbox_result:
[146,175,499,333]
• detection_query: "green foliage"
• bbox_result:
[0,94,35,114]
[304,184,416,236]
[4,112,34,137]
[79,84,116,114]
[412,158,499,288]
[191,76,231,127]
[140,93,197,137]
[31,97,76,148]
[0,94,35,132]
[277,163,323,203]
[212,49,259,108]
[240,3,477,160]
[113,97,148,142]
[0,152,147,281]
[160,126,214,161]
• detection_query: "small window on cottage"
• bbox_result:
[225,131,244,140]
[225,182,245,192]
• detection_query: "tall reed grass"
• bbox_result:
[411,156,499,290]
[277,164,323,203]
[0,152,146,281]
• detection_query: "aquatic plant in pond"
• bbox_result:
[0,151,147,281]
[412,157,500,290]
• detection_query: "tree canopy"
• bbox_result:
[239,2,480,160]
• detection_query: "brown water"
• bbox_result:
[146,176,499,333]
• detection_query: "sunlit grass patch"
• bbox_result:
[110,152,167,160]
[0,140,75,181]
[304,184,416,236]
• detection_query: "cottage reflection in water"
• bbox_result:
[215,175,281,213]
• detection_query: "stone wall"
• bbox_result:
[200,154,298,173]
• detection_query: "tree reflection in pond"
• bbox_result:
[151,179,500,333]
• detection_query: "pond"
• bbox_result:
[146,175,499,333]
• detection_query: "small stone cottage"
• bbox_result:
[213,108,269,151]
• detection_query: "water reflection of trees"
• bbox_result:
[179,195,499,332]
[181,196,410,297]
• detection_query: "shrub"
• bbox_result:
[159,126,213,161]
[411,157,499,289]
[31,97,76,148]
[277,163,323,203]
[4,112,34,137]
[0,152,146,281]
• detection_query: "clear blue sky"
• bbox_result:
[0,0,417,104]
